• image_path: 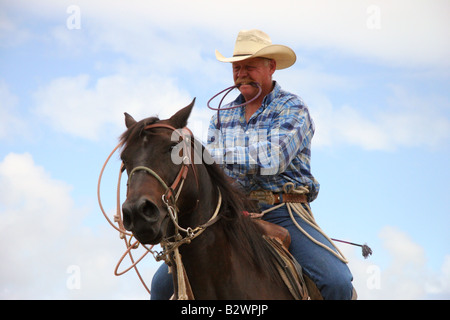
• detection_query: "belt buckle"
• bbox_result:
[249,190,275,205]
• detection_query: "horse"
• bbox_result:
[119,100,313,299]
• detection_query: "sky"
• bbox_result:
[1,0,449,300]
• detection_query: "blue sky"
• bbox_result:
[1,0,449,299]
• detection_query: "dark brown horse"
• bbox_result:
[119,100,301,299]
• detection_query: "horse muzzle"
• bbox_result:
[122,196,167,244]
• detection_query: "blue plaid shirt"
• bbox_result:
[206,81,320,202]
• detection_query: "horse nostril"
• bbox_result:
[122,202,133,230]
[122,197,160,231]
[138,198,159,222]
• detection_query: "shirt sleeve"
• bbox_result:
[249,100,314,176]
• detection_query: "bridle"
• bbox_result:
[127,123,197,210]
[97,121,222,296]
[125,123,221,261]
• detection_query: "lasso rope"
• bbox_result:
[207,82,262,130]
[250,182,372,263]
[98,142,158,295]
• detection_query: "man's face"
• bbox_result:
[232,58,276,98]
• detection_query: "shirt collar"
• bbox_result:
[262,81,280,107]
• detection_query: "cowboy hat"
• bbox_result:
[215,29,296,70]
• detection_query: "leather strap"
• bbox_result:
[275,193,308,204]
[248,190,308,205]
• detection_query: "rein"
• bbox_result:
[97,122,222,298]
[207,82,262,130]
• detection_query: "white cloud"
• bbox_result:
[0,153,155,299]
[381,86,450,149]
[33,73,193,140]
[4,0,446,146]
[4,0,449,68]
[426,256,450,298]
[346,226,450,299]
[311,99,390,150]
[309,87,450,151]
[277,65,450,151]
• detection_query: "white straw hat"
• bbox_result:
[215,29,296,70]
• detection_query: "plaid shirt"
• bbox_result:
[206,81,320,202]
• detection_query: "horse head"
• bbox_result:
[120,99,197,245]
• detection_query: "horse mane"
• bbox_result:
[201,144,284,283]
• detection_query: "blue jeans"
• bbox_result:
[150,204,353,300]
[151,263,173,300]
[260,204,353,299]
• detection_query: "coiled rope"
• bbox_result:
[251,182,372,263]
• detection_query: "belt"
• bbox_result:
[248,190,308,205]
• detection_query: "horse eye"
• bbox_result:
[169,143,178,151]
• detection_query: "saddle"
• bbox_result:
[252,219,323,300]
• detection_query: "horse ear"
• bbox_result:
[124,112,137,128]
[169,98,196,128]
